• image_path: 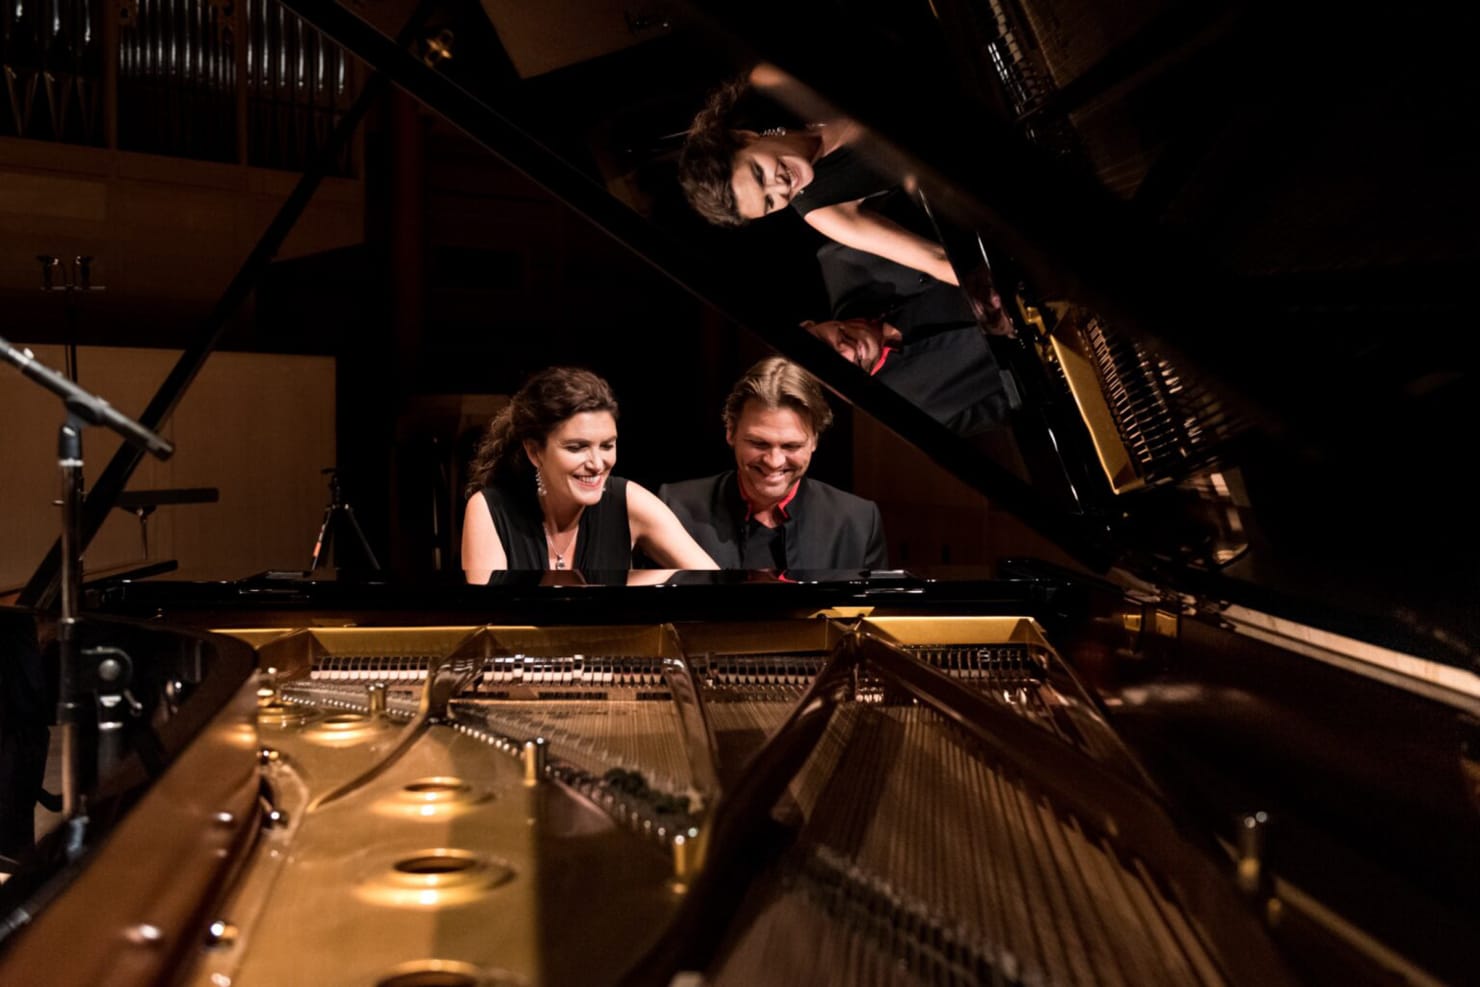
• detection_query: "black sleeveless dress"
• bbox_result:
[790,144,895,217]
[790,144,941,246]
[477,476,632,570]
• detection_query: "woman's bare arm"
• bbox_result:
[461,492,507,581]
[805,201,960,286]
[627,482,720,569]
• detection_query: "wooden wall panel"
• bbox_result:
[1,346,335,593]
[0,137,362,341]
[852,413,1081,572]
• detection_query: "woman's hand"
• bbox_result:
[627,482,720,569]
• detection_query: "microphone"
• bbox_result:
[0,336,174,460]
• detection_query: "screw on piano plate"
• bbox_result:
[204,919,239,949]
[258,747,281,765]
[264,808,288,829]
[127,923,164,945]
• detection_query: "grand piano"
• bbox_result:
[0,1,1476,985]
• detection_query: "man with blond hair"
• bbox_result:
[659,357,887,571]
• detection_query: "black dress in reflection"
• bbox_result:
[790,144,898,217]
[818,244,1014,436]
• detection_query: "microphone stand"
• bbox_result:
[1,336,173,820]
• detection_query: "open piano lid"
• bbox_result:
[258,0,1478,665]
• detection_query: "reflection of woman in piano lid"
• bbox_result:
[678,68,959,287]
[460,367,717,580]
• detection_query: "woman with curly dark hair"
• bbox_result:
[677,67,959,287]
[461,366,717,576]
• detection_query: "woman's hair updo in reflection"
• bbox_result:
[679,76,768,228]
[465,367,619,496]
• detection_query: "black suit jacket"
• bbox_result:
[817,243,1013,435]
[658,471,887,571]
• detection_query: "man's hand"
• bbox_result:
[960,266,1017,338]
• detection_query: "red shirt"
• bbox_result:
[870,346,894,376]
[741,480,800,522]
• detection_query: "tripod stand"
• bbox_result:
[309,467,381,572]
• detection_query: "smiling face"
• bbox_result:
[727,400,817,508]
[804,318,886,370]
[525,411,617,513]
[729,131,819,220]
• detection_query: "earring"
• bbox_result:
[535,467,547,497]
[761,126,785,137]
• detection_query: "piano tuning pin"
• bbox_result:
[1237,810,1269,896]
[522,736,547,785]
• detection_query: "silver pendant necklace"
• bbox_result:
[546,523,575,570]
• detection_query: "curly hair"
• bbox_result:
[722,356,833,437]
[677,77,752,228]
[465,367,619,497]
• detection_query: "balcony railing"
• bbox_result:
[2,0,356,174]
